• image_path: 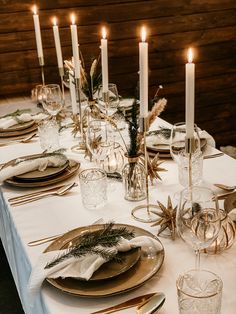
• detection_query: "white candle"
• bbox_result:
[101,27,109,93]
[69,71,77,115]
[52,17,63,69]
[70,14,80,79]
[185,48,195,138]
[32,5,44,61]
[139,26,148,118]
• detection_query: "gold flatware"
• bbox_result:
[27,218,103,247]
[214,183,236,191]
[90,293,156,314]
[9,182,77,206]
[8,182,75,202]
[137,292,165,313]
[203,152,224,159]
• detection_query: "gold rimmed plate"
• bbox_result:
[0,123,37,138]
[44,224,164,297]
[0,120,35,132]
[14,160,69,182]
[5,161,80,188]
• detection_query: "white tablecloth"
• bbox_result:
[1,98,236,314]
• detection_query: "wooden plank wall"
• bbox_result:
[0,0,236,147]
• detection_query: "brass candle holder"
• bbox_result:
[38,57,45,86]
[131,117,159,223]
[58,67,65,104]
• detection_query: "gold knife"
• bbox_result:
[90,293,156,314]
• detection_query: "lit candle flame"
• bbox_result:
[141,26,146,42]
[188,48,193,63]
[32,5,37,15]
[71,14,76,25]
[52,17,57,26]
[102,27,107,39]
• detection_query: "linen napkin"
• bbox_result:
[0,112,48,130]
[28,236,162,300]
[0,154,68,183]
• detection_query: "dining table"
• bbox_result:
[0,96,236,314]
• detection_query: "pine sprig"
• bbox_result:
[127,101,139,157]
[45,223,135,269]
[1,109,31,119]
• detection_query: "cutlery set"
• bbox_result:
[8,182,77,206]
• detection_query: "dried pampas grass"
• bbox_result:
[148,98,167,127]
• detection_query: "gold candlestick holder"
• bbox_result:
[59,67,65,105]
[131,117,159,223]
[71,77,86,153]
[39,57,45,86]
[185,137,196,188]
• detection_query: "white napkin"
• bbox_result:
[0,154,67,183]
[28,236,162,301]
[0,112,48,129]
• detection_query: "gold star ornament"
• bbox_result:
[151,196,177,240]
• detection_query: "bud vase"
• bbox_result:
[122,155,146,201]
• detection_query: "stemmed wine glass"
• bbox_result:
[176,186,221,269]
[97,83,120,117]
[42,84,63,118]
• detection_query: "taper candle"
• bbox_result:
[101,27,109,93]
[185,48,195,138]
[32,5,44,63]
[139,26,148,118]
[70,14,80,79]
[52,17,63,69]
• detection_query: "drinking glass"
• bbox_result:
[79,168,107,210]
[42,84,63,117]
[177,269,223,314]
[38,119,60,152]
[97,83,120,116]
[176,186,221,269]
[86,119,115,162]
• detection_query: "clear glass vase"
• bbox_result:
[122,155,146,201]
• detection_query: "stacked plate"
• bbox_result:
[0,120,37,139]
[146,135,171,159]
[118,98,139,120]
[3,154,80,188]
[45,223,165,297]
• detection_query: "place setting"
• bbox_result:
[0,152,80,196]
[28,222,165,301]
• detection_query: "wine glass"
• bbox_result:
[42,84,63,118]
[176,186,221,269]
[97,83,120,116]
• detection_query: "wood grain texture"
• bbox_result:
[0,1,235,146]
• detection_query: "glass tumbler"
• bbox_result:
[177,269,223,314]
[38,119,60,152]
[178,149,203,187]
[79,168,107,210]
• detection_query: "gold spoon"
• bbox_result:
[10,182,77,206]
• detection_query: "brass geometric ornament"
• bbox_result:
[151,196,177,240]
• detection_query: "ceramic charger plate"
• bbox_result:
[4,155,80,187]
[0,120,37,137]
[44,223,165,297]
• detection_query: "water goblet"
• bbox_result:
[176,186,221,269]
[42,84,63,118]
[97,83,120,116]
